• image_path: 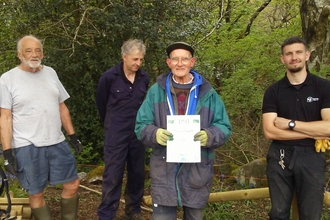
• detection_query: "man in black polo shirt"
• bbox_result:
[262,36,330,219]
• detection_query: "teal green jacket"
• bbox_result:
[135,71,232,209]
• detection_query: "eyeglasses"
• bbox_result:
[170,57,191,65]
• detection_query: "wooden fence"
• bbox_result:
[0,192,31,220]
[144,187,330,220]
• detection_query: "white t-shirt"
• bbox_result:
[0,65,69,148]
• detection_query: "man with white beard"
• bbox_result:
[0,35,83,220]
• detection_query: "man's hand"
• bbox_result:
[194,130,208,147]
[3,149,17,176]
[69,134,83,155]
[156,129,173,146]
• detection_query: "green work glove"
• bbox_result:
[156,128,173,146]
[194,130,208,147]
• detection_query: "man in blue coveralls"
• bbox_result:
[96,39,149,220]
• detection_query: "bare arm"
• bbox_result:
[0,108,13,151]
[263,108,330,140]
[273,108,330,138]
[262,112,311,140]
[59,102,75,136]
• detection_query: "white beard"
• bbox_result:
[22,57,42,69]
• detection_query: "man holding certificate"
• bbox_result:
[135,42,232,220]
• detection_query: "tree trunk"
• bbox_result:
[300,0,330,71]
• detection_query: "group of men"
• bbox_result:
[0,34,328,220]
[96,40,232,220]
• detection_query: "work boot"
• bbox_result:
[61,194,79,220]
[125,212,145,220]
[31,204,52,220]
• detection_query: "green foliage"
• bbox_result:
[193,0,303,165]
[204,201,245,219]
[0,0,218,164]
[6,175,28,198]
[0,158,28,198]
[74,142,101,165]
[0,1,20,73]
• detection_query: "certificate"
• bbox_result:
[166,115,201,163]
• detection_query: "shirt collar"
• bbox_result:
[283,71,312,88]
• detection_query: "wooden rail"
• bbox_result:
[0,192,31,220]
[143,187,330,220]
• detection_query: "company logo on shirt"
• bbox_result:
[306,96,319,103]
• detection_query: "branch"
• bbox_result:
[79,184,153,213]
[69,2,114,57]
[70,9,87,57]
[240,0,272,39]
[196,0,225,45]
[40,9,81,33]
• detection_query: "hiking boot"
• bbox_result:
[125,212,145,220]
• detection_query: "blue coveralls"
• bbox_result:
[96,62,149,219]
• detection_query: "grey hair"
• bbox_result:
[121,39,146,55]
[17,35,43,53]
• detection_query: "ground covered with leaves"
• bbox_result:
[44,178,152,220]
[43,177,270,220]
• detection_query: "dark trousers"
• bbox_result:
[97,137,145,220]
[266,142,325,220]
[152,205,203,220]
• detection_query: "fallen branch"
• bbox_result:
[79,184,153,213]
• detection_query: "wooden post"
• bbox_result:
[291,190,299,220]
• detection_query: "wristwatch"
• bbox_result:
[288,120,296,130]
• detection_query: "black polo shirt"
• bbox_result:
[262,71,330,146]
